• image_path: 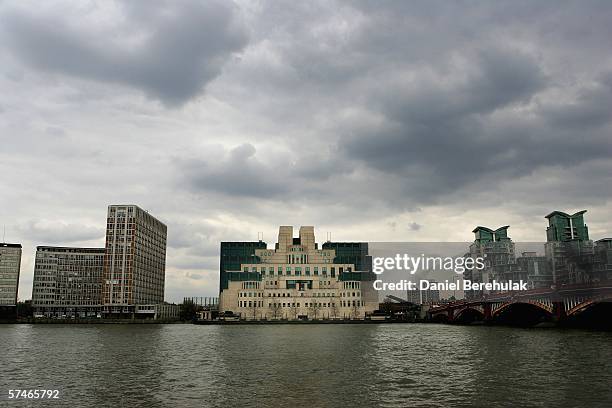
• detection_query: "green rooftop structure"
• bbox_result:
[219,241,266,291]
[472,226,511,243]
[545,210,589,242]
[321,241,372,278]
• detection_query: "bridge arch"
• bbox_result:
[429,311,450,323]
[454,307,485,324]
[492,299,553,316]
[492,301,554,326]
[566,295,612,317]
[564,296,612,330]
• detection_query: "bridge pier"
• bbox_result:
[552,301,567,323]
[483,303,492,324]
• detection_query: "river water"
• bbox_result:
[1,324,611,407]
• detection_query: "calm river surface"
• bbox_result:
[1,324,611,407]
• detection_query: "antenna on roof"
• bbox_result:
[2,225,5,242]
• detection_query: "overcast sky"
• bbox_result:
[1,1,612,302]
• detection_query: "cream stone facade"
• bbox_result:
[219,226,378,320]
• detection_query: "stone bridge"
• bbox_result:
[428,282,612,327]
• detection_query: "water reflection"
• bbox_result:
[1,324,611,407]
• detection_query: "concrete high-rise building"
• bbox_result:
[0,243,22,310]
[516,251,550,289]
[594,239,612,282]
[32,246,105,318]
[219,226,378,320]
[545,210,594,286]
[102,205,167,316]
[466,226,516,298]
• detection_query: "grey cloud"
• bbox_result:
[3,1,612,301]
[15,221,104,245]
[175,143,355,200]
[166,221,219,256]
[409,222,422,231]
[168,257,218,271]
[378,48,547,125]
[539,71,612,129]
[215,2,611,206]
[178,143,289,198]
[337,59,611,204]
[45,126,65,137]
[1,1,248,106]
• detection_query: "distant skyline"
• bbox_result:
[1,1,612,302]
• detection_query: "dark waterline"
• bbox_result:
[1,324,611,407]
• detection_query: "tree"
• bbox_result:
[288,302,299,320]
[270,302,282,320]
[330,302,339,319]
[180,299,198,321]
[16,300,33,319]
[351,302,361,319]
[250,300,259,320]
[308,301,321,320]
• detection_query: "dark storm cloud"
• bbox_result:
[3,1,612,300]
[539,71,612,130]
[337,51,612,202]
[379,49,547,124]
[0,1,247,106]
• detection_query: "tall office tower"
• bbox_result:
[32,246,105,318]
[219,226,377,320]
[467,226,516,298]
[0,243,22,315]
[545,210,594,286]
[102,205,167,316]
